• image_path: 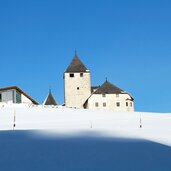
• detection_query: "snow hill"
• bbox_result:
[0,103,171,147]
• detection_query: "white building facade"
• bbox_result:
[64,54,134,112]
[0,86,38,105]
[84,81,134,112]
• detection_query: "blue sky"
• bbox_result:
[0,0,171,112]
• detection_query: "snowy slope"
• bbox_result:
[0,104,171,147]
[1,130,171,171]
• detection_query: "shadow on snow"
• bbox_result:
[0,131,171,171]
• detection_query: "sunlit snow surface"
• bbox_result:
[0,104,171,171]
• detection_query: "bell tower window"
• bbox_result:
[69,73,74,77]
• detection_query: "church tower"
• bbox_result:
[64,53,91,108]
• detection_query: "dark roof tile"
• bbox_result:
[94,81,124,94]
[65,55,89,73]
[44,91,57,106]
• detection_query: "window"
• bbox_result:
[80,73,83,77]
[0,93,2,102]
[116,94,119,97]
[102,94,106,97]
[103,102,106,107]
[95,102,99,107]
[130,102,132,107]
[116,102,120,107]
[70,73,74,77]
[126,102,128,107]
[77,87,79,90]
[16,91,21,103]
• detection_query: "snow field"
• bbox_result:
[0,104,171,146]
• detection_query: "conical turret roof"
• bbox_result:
[65,54,89,73]
[43,91,57,106]
[94,80,124,94]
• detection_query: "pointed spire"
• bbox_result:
[43,90,57,106]
[106,77,108,82]
[65,53,89,73]
[75,48,77,56]
[49,86,51,94]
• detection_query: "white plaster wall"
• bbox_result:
[0,91,34,104]
[21,94,33,104]
[86,93,134,112]
[64,72,91,108]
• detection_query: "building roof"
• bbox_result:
[0,86,38,104]
[93,80,124,94]
[43,91,57,106]
[91,86,100,93]
[65,54,89,73]
[83,80,134,108]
